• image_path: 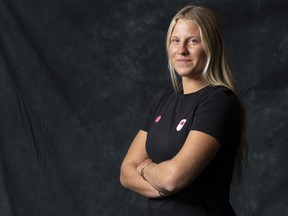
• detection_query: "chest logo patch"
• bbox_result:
[154,116,161,123]
[176,119,186,131]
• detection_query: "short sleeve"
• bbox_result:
[190,88,242,145]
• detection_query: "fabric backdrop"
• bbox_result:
[0,0,287,215]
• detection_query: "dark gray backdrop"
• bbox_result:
[0,0,287,215]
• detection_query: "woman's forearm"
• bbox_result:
[120,163,161,198]
[138,160,179,195]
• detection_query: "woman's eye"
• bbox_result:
[188,39,198,44]
[171,39,179,44]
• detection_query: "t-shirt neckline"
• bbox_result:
[177,85,211,97]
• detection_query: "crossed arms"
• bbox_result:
[120,129,220,198]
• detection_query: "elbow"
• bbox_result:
[119,166,127,188]
[119,173,129,189]
[119,163,131,189]
[119,173,125,187]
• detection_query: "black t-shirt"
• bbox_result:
[141,85,242,216]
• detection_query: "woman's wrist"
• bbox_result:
[140,162,151,181]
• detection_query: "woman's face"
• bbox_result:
[168,19,207,79]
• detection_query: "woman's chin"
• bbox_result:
[175,70,192,77]
[176,70,203,79]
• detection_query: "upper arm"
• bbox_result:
[121,130,149,168]
[164,130,220,192]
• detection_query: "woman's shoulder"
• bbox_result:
[201,85,241,108]
[205,85,237,99]
[206,85,234,94]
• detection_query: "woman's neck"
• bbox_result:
[182,77,209,94]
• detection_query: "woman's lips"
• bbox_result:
[176,59,192,63]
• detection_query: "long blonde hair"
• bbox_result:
[166,5,248,181]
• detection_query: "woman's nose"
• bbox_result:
[177,43,189,55]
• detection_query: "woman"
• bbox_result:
[120,5,247,216]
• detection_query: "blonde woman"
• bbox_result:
[120,5,247,216]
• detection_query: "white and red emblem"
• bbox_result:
[176,119,186,131]
[154,116,161,123]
